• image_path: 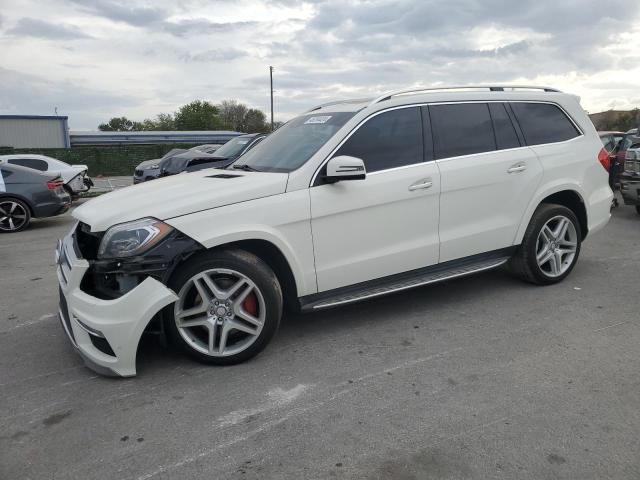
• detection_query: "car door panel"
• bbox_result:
[431,102,543,262]
[310,106,441,292]
[310,164,441,291]
[437,148,542,262]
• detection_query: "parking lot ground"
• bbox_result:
[89,176,134,194]
[1,203,639,479]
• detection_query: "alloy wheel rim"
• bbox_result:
[536,215,578,278]
[174,268,266,357]
[0,201,28,232]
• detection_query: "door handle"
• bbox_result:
[408,178,433,191]
[507,163,527,174]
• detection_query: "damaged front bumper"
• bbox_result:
[55,231,178,377]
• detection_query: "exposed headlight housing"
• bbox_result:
[98,217,173,259]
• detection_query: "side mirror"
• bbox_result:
[324,155,366,183]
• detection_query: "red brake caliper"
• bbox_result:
[242,292,259,317]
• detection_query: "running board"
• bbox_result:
[299,250,512,312]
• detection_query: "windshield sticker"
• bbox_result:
[305,115,332,125]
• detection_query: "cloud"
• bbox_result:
[0,67,141,129]
[68,0,166,27]
[7,18,92,40]
[1,0,639,128]
[182,48,250,63]
[163,19,260,37]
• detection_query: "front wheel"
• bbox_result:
[164,249,283,366]
[509,204,581,285]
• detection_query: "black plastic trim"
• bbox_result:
[299,247,516,311]
[79,230,204,300]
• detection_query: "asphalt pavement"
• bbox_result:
[1,200,639,479]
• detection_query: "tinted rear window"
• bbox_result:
[489,103,520,150]
[8,158,48,171]
[431,103,495,159]
[511,103,580,145]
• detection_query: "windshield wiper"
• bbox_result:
[232,164,260,172]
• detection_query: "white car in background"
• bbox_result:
[56,85,612,377]
[0,154,93,198]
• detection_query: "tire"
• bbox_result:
[635,205,640,215]
[164,249,283,366]
[509,204,581,285]
[0,198,31,233]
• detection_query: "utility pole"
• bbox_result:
[269,66,274,131]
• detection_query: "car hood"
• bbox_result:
[73,169,289,232]
[136,158,162,169]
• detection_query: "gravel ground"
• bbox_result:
[1,201,639,480]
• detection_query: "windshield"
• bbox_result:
[621,134,640,151]
[214,136,253,159]
[231,112,356,172]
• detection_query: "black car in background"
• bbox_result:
[133,148,187,184]
[158,134,266,178]
[0,163,70,233]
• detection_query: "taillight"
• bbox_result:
[47,179,64,190]
[597,148,610,172]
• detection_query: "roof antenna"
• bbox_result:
[54,107,58,116]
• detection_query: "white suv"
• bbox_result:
[56,86,613,376]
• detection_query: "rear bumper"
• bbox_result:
[55,232,177,377]
[33,194,71,218]
[586,184,614,237]
[619,177,640,206]
[66,173,91,193]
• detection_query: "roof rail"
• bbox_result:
[370,85,562,105]
[306,97,373,113]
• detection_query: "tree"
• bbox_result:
[173,100,222,130]
[218,100,248,131]
[98,117,135,131]
[97,100,270,132]
[154,113,175,130]
[241,108,269,133]
[591,108,640,131]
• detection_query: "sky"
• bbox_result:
[1,0,639,130]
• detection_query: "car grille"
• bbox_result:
[625,159,640,174]
[134,169,143,176]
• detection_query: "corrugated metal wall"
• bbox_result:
[0,117,69,148]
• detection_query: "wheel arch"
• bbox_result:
[206,239,301,312]
[0,193,35,216]
[540,191,588,240]
[515,184,588,244]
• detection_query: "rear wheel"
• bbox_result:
[0,198,31,233]
[509,204,581,285]
[164,249,282,365]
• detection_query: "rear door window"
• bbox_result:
[430,103,496,159]
[7,158,48,171]
[510,102,580,145]
[489,103,521,150]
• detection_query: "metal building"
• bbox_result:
[0,115,70,148]
[69,130,243,146]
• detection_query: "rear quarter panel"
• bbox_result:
[514,102,612,243]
